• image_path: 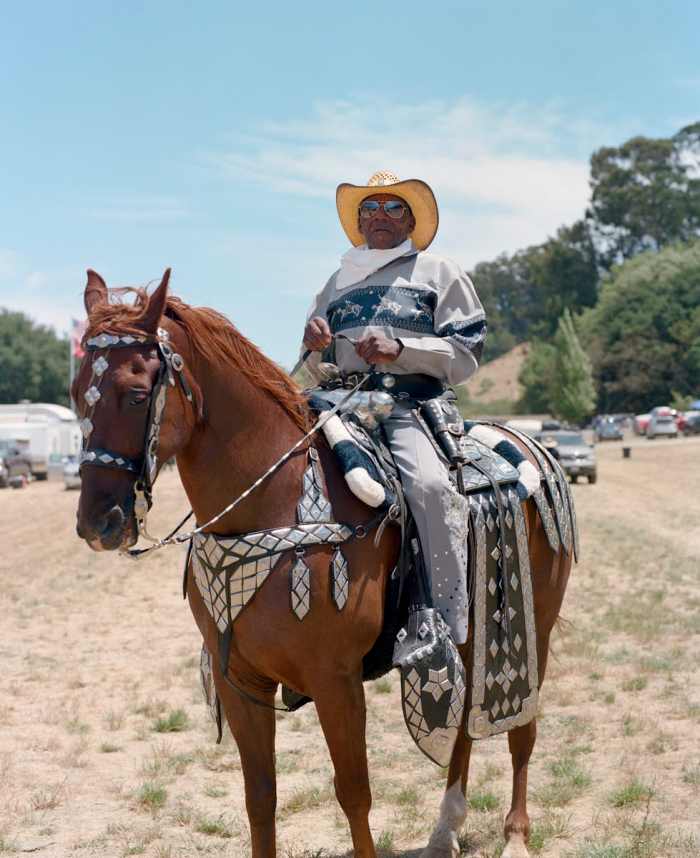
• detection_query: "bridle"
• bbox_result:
[78,326,194,542]
[79,328,375,559]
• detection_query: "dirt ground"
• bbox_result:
[1,435,699,858]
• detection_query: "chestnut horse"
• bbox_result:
[73,269,572,858]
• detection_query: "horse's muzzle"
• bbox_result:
[77,501,137,551]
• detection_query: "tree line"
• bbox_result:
[1,122,699,415]
[471,121,700,420]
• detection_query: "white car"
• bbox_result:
[646,408,678,440]
[63,457,81,489]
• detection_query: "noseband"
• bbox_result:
[79,327,194,540]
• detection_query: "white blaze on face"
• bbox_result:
[421,780,468,858]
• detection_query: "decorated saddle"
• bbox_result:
[192,383,579,768]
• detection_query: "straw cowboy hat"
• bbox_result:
[336,170,439,250]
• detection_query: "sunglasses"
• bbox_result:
[359,200,409,219]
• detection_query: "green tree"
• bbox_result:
[549,309,596,424]
[579,240,700,413]
[526,221,599,339]
[517,340,557,413]
[0,310,71,405]
[587,123,700,268]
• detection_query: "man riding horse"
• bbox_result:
[301,171,486,645]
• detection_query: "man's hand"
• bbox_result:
[303,316,332,352]
[355,333,403,364]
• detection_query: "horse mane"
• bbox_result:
[84,288,310,432]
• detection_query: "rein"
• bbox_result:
[123,370,372,559]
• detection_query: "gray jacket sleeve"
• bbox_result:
[298,273,338,382]
[392,258,486,386]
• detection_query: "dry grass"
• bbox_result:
[1,437,699,855]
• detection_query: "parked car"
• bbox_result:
[535,431,597,484]
[63,456,81,490]
[647,407,678,440]
[633,413,651,435]
[682,412,700,436]
[677,410,699,434]
[594,416,623,442]
[0,439,32,487]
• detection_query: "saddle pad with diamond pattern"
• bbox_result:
[466,486,539,739]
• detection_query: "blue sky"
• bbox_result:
[1,1,698,368]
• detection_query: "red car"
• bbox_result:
[633,413,651,435]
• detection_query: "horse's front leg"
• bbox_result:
[421,728,472,858]
[313,673,376,858]
[216,668,278,858]
[501,719,536,858]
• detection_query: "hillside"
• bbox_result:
[463,341,529,406]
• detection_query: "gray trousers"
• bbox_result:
[383,403,470,643]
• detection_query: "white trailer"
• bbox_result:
[0,403,81,479]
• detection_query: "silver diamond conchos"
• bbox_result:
[393,608,466,767]
[466,488,539,739]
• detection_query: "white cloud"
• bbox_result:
[0,252,84,335]
[208,97,618,265]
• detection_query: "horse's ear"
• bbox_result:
[84,269,108,316]
[141,268,171,333]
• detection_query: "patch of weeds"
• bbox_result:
[621,714,641,737]
[134,699,168,718]
[528,811,571,853]
[151,709,189,734]
[373,678,392,694]
[604,692,616,705]
[535,755,591,808]
[639,655,673,673]
[646,732,676,755]
[622,676,648,692]
[136,782,167,814]
[170,800,193,826]
[30,782,66,810]
[195,746,238,773]
[203,784,228,798]
[100,742,121,753]
[153,847,173,858]
[65,715,91,736]
[281,786,327,816]
[468,789,499,812]
[195,815,235,838]
[140,743,194,779]
[276,751,300,774]
[376,830,394,852]
[395,786,419,806]
[609,779,654,808]
[682,763,700,786]
[550,757,592,789]
[476,762,501,786]
[589,671,603,681]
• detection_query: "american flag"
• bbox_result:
[71,319,86,359]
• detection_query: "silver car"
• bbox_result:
[646,408,678,440]
[535,431,597,484]
[63,456,81,490]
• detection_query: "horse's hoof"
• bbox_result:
[501,833,530,858]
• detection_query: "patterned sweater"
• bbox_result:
[301,247,486,386]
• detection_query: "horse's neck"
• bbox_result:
[176,359,306,535]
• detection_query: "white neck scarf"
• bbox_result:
[335,239,414,292]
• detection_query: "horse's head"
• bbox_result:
[74,268,198,551]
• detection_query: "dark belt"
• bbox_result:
[344,372,447,400]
